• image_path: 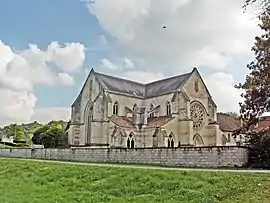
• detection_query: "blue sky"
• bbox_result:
[0,0,261,125]
[0,0,105,108]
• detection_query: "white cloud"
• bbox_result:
[122,70,164,83]
[100,58,119,70]
[204,72,243,113]
[0,90,37,126]
[31,107,71,124]
[57,73,75,85]
[98,58,135,71]
[87,0,261,71]
[0,40,85,126]
[48,42,85,73]
[123,57,134,70]
[86,0,261,113]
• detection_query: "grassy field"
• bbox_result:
[0,159,270,203]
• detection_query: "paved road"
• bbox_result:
[1,157,270,173]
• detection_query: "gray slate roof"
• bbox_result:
[94,69,193,98]
[94,72,145,97]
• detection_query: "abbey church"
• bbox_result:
[68,68,240,148]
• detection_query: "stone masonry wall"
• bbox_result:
[0,146,248,168]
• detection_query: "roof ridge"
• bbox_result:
[89,69,194,99]
[145,71,192,86]
[94,70,192,86]
[94,71,145,86]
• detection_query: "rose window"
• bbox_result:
[190,102,205,129]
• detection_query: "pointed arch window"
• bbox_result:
[149,103,154,118]
[168,134,174,148]
[127,133,135,149]
[193,134,204,146]
[166,101,171,115]
[113,102,119,115]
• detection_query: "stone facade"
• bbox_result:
[68,67,235,148]
[0,146,248,168]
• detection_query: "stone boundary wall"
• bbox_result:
[0,146,248,168]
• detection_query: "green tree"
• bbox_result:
[246,130,270,169]
[32,125,50,145]
[7,124,25,141]
[31,123,68,148]
[236,12,270,132]
[236,11,270,168]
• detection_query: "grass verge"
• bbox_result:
[0,158,269,203]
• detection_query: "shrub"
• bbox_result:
[247,130,270,169]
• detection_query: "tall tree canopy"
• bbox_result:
[7,124,24,141]
[237,12,270,132]
[31,121,68,148]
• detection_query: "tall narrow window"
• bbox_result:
[132,104,137,117]
[194,81,199,93]
[149,103,154,118]
[166,101,171,115]
[168,134,174,148]
[113,102,119,115]
[131,139,135,148]
[171,139,174,148]
[89,80,93,99]
[127,133,135,148]
[89,80,93,90]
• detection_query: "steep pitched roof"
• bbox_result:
[217,113,241,132]
[146,116,174,128]
[93,69,193,98]
[108,116,136,128]
[94,72,145,97]
[144,73,191,98]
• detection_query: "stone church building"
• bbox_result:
[68,67,237,148]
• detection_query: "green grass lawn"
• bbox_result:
[0,159,270,203]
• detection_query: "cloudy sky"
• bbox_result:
[0,0,262,126]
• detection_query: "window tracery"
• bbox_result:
[167,133,174,148]
[190,101,205,129]
[127,133,135,148]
